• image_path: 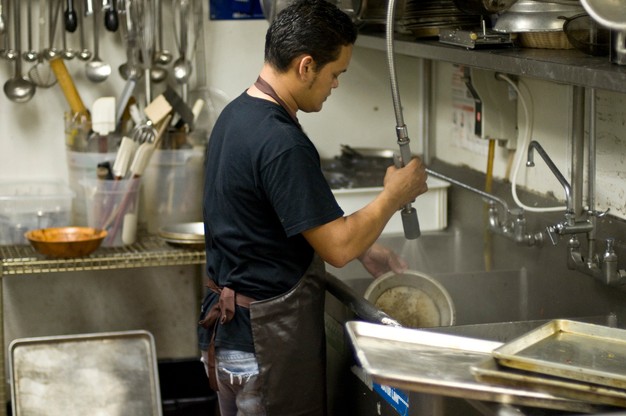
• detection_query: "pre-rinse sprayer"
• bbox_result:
[386,0,420,240]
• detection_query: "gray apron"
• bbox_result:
[250,254,327,416]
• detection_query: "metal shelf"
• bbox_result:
[357,33,626,94]
[0,235,206,276]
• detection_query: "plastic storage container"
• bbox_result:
[332,177,450,235]
[140,148,205,234]
[0,181,74,245]
[67,151,117,226]
[83,178,141,247]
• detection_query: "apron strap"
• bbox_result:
[254,76,301,129]
[198,280,256,391]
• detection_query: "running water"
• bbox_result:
[398,237,434,274]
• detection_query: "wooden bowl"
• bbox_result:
[25,227,107,258]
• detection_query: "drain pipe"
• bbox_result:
[386,0,420,240]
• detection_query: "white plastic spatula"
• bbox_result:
[92,96,116,135]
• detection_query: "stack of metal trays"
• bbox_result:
[482,319,626,409]
[346,320,626,412]
[357,0,482,37]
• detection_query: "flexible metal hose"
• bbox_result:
[385,0,420,239]
[385,0,403,128]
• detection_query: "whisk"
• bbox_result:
[28,0,61,88]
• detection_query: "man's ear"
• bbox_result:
[297,55,315,80]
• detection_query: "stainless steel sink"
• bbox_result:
[324,232,626,416]
[327,232,625,329]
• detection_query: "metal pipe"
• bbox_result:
[421,59,433,164]
[571,85,585,217]
[426,168,509,212]
[587,88,597,265]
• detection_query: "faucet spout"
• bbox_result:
[526,140,573,213]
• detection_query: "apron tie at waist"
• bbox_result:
[199,279,256,328]
[198,279,256,392]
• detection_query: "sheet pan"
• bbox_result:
[492,319,626,390]
[472,358,626,408]
[346,321,608,413]
[9,330,162,416]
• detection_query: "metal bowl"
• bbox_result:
[493,0,584,33]
[25,227,107,258]
[581,0,626,31]
[364,270,456,328]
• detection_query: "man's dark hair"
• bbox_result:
[265,0,358,72]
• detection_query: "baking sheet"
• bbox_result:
[472,358,626,408]
[492,319,626,390]
[346,321,607,413]
[10,330,162,416]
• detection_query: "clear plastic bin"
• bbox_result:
[140,147,205,234]
[83,178,141,247]
[67,151,117,226]
[0,181,74,245]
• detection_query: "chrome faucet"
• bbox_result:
[526,140,573,213]
[526,141,593,244]
[526,140,626,286]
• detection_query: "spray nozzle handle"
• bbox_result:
[393,151,421,240]
[402,206,421,239]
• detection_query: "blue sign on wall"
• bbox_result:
[210,0,265,20]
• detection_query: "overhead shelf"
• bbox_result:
[0,235,206,276]
[357,33,626,94]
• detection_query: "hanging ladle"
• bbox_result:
[44,0,62,60]
[85,5,111,82]
[23,0,39,62]
[4,0,36,102]
[154,0,171,64]
[76,0,91,60]
[28,0,58,87]
[172,0,192,100]
[1,0,16,61]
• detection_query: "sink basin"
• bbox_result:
[326,232,626,329]
[324,232,626,415]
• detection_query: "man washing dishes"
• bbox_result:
[198,0,429,414]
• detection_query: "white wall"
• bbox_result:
[431,62,626,219]
[0,2,624,217]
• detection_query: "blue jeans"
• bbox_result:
[202,349,266,416]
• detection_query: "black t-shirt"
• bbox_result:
[199,91,343,352]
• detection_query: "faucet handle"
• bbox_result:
[546,224,560,245]
[587,207,611,218]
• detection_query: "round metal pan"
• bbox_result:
[158,222,204,243]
